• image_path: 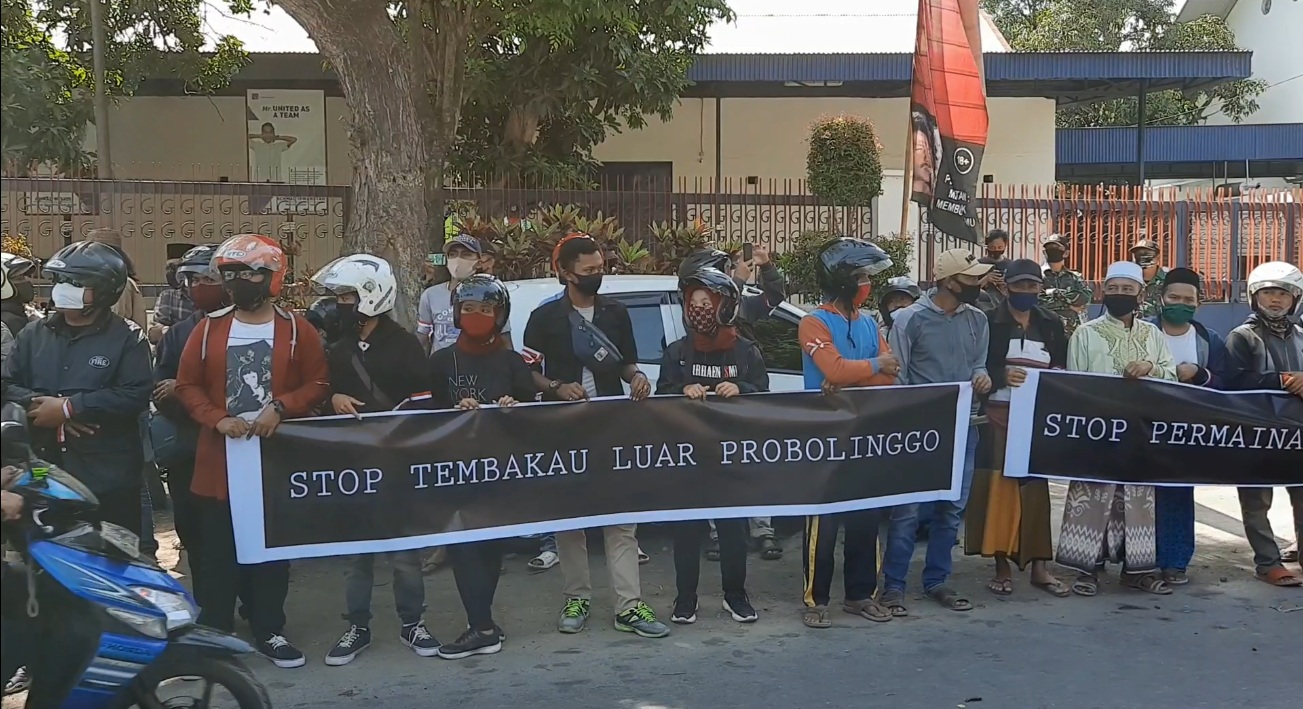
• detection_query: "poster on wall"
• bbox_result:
[245,89,327,215]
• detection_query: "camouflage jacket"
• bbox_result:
[1139,268,1168,319]
[1038,265,1092,334]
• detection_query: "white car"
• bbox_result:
[504,275,809,393]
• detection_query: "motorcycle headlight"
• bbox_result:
[106,607,169,640]
[131,586,197,631]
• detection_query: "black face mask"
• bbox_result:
[951,281,982,305]
[572,273,604,296]
[224,279,270,311]
[14,281,35,303]
[1102,294,1137,318]
[880,306,900,329]
[336,302,362,334]
[1044,250,1065,264]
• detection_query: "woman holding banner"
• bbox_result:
[1055,261,1177,597]
[965,259,1069,597]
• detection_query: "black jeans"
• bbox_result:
[673,518,749,598]
[94,484,143,538]
[449,541,504,632]
[802,509,882,607]
[196,496,290,638]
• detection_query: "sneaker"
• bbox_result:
[437,627,503,660]
[495,624,506,642]
[557,598,591,634]
[400,622,441,657]
[256,633,306,669]
[324,625,371,666]
[3,667,30,696]
[723,593,759,623]
[670,595,698,624]
[615,602,670,638]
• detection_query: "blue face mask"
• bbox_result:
[1008,292,1039,312]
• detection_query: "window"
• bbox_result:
[610,293,669,364]
[747,309,803,374]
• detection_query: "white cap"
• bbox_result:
[1104,260,1144,286]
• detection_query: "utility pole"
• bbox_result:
[89,0,113,178]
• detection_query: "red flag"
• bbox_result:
[905,0,988,244]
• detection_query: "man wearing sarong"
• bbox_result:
[1057,261,1177,597]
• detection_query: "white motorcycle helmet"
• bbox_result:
[2,252,37,301]
[1246,260,1303,314]
[310,254,398,317]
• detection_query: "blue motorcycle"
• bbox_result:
[1,407,271,709]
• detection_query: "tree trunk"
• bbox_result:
[88,0,113,178]
[276,0,429,328]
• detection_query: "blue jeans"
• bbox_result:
[883,425,979,593]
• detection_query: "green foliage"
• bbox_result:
[0,0,249,176]
[805,114,884,207]
[777,231,914,300]
[448,0,733,186]
[981,0,1265,127]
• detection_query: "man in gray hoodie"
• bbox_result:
[880,249,992,615]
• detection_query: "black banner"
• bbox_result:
[1003,371,1303,486]
[227,385,972,563]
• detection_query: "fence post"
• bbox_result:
[1174,199,1190,268]
[1228,200,1243,302]
[1286,202,1300,268]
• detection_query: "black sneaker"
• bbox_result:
[324,625,371,666]
[256,633,306,668]
[495,624,506,642]
[670,595,698,624]
[400,621,440,657]
[724,593,759,623]
[437,628,503,660]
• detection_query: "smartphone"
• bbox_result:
[742,243,754,262]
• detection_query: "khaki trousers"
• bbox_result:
[556,524,642,613]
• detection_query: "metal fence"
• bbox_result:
[3,175,1298,302]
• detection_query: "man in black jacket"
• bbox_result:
[0,240,152,535]
[310,254,439,665]
[523,233,666,639]
[678,246,786,325]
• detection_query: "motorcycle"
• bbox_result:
[1,404,271,709]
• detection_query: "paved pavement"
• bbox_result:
[6,485,1299,708]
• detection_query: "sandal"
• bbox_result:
[802,605,832,629]
[421,547,447,574]
[758,536,783,561]
[704,539,721,562]
[843,599,893,623]
[637,547,650,565]
[1031,578,1071,598]
[1161,568,1190,586]
[986,578,1013,596]
[1282,543,1298,564]
[879,589,909,617]
[925,585,973,611]
[1125,573,1173,595]
[1071,575,1099,597]
[528,550,559,573]
[1255,566,1303,587]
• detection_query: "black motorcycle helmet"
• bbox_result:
[879,276,922,304]
[452,274,511,332]
[816,237,893,302]
[680,266,741,327]
[677,248,733,280]
[305,296,342,342]
[42,240,129,311]
[175,244,219,281]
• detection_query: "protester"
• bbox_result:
[985,229,1009,261]
[522,233,666,638]
[797,237,899,628]
[0,240,153,533]
[86,228,149,330]
[677,245,786,325]
[150,258,195,338]
[152,244,229,603]
[1057,260,1177,596]
[418,234,510,353]
[0,323,10,363]
[309,254,440,664]
[977,257,1008,310]
[1038,234,1091,337]
[656,267,767,626]
[1223,260,1303,587]
[882,249,990,614]
[427,274,539,658]
[1130,237,1168,318]
[174,234,329,667]
[1,252,38,337]
[965,259,1069,597]
[877,276,922,334]
[1148,267,1227,585]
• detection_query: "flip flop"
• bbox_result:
[1161,569,1190,586]
[1282,544,1299,564]
[986,578,1013,596]
[1125,573,1173,595]
[1071,575,1099,597]
[1031,578,1071,598]
[528,550,559,574]
[925,585,973,611]
[758,536,783,561]
[843,599,893,623]
[637,547,650,565]
[879,589,909,617]
[802,605,832,629]
[1255,567,1303,587]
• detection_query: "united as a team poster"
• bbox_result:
[245,88,328,214]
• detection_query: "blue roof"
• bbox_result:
[1057,124,1303,164]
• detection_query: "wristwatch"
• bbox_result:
[270,399,286,416]
[548,380,562,391]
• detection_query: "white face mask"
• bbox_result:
[52,283,87,311]
[448,257,478,281]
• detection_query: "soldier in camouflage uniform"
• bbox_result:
[1130,238,1168,318]
[1037,234,1092,336]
